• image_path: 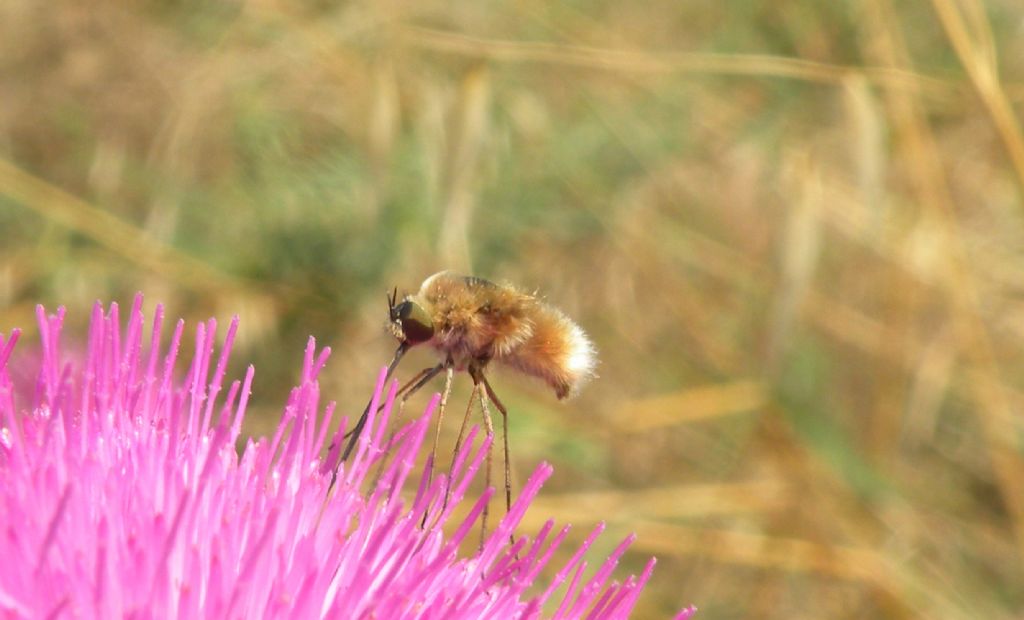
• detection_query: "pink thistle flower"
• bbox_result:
[0,295,696,619]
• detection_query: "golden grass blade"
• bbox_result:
[929,0,1024,198]
[0,158,238,294]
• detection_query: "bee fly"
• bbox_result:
[336,271,597,534]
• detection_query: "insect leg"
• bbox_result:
[442,380,487,543]
[338,342,408,448]
[421,364,455,528]
[395,364,441,402]
[341,359,433,446]
[475,382,496,550]
[428,365,455,483]
[451,381,480,470]
[479,374,512,520]
[368,361,447,487]
[325,343,409,499]
[330,359,445,503]
[339,352,436,464]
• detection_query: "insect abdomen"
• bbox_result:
[500,304,596,399]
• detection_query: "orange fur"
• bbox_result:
[501,303,593,399]
[406,271,596,398]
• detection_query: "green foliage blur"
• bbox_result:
[3,1,1024,617]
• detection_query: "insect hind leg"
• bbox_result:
[478,373,513,520]
[468,364,515,551]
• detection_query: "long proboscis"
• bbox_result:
[338,341,409,463]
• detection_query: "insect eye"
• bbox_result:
[393,300,434,344]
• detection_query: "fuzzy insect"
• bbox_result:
[386,271,597,399]
[334,272,597,539]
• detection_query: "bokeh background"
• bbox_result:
[3,1,1024,617]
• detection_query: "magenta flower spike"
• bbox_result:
[0,295,696,619]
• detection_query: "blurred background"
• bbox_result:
[3,0,1024,617]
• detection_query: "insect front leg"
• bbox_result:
[338,358,441,465]
[420,362,455,528]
